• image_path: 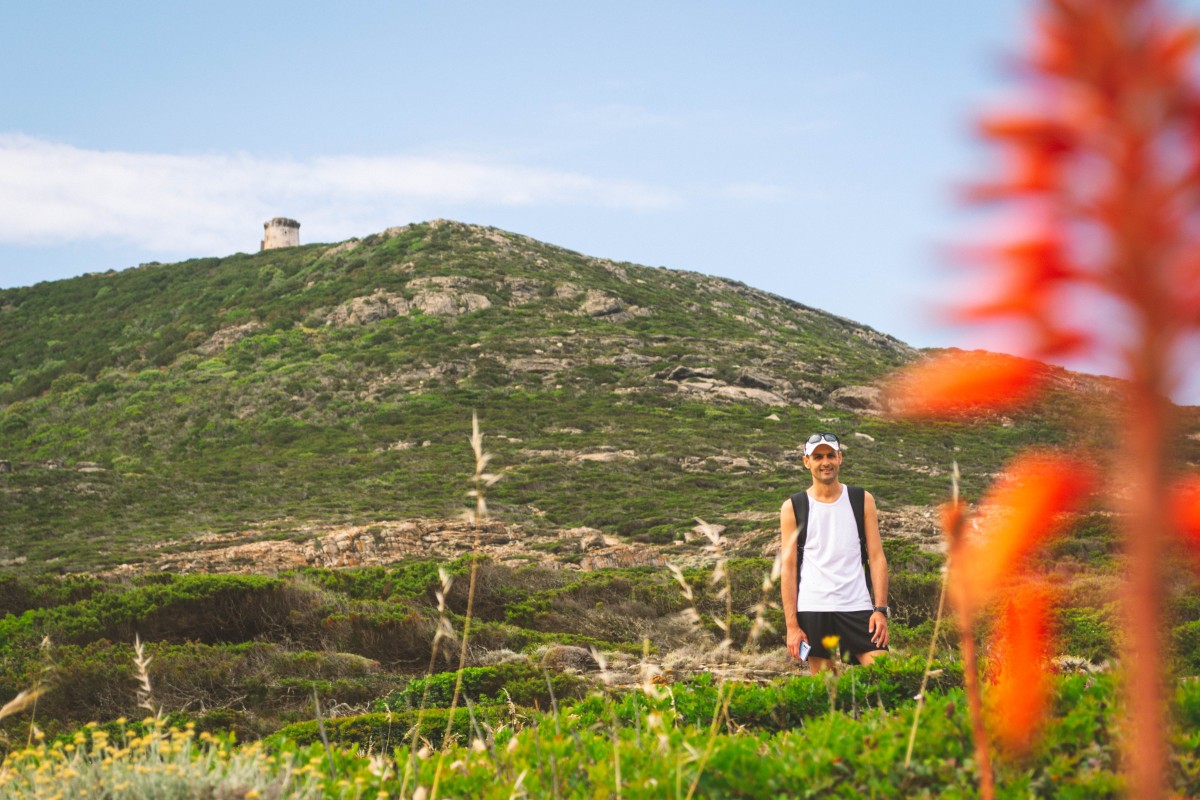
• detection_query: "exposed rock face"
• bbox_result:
[503,277,544,306]
[323,239,361,256]
[657,366,717,382]
[827,385,883,413]
[323,278,493,327]
[577,289,649,322]
[581,290,624,317]
[325,291,410,326]
[411,290,491,316]
[200,322,266,354]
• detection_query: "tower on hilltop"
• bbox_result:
[261,217,300,251]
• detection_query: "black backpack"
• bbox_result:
[789,485,875,604]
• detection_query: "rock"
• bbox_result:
[711,385,787,407]
[656,365,717,381]
[323,239,361,256]
[407,276,475,290]
[0,460,11,473]
[411,291,458,316]
[325,291,410,326]
[411,290,491,316]
[199,321,265,353]
[579,534,606,552]
[827,385,883,413]
[580,290,624,317]
[734,369,776,391]
[541,645,599,673]
[503,277,544,306]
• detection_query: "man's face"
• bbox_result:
[803,445,842,484]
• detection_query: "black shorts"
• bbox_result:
[797,610,888,660]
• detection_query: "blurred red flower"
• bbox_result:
[985,582,1056,754]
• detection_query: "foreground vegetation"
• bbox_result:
[2,666,1198,799]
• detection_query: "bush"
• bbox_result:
[270,706,510,750]
[1173,619,1200,676]
[383,662,587,710]
[1057,607,1116,664]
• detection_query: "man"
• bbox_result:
[780,432,889,673]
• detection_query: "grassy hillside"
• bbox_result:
[0,218,1117,574]
[3,221,1200,795]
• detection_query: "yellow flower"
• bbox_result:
[822,635,841,651]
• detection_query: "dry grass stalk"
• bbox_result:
[0,687,46,722]
[429,413,495,800]
[133,635,161,721]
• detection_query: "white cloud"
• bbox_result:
[0,135,680,252]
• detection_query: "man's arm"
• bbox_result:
[780,498,806,659]
[864,490,889,649]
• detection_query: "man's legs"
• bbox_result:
[855,649,888,666]
[807,656,835,674]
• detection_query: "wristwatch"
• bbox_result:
[873,606,890,618]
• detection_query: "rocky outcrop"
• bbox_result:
[325,291,410,326]
[503,277,544,306]
[827,385,883,413]
[199,322,265,353]
[411,290,491,316]
[577,290,649,323]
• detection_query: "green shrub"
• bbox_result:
[270,706,509,750]
[1057,606,1116,663]
[1172,619,1200,676]
[385,662,586,710]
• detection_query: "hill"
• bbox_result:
[3,219,1200,752]
[2,219,1196,575]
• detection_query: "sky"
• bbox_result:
[2,1,1197,403]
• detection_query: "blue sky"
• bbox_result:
[3,1,1196,402]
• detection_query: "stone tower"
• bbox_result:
[261,217,300,251]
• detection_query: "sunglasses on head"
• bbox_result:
[806,433,839,446]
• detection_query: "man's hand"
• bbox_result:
[868,612,889,649]
[787,626,809,660]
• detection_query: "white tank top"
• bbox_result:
[796,486,873,612]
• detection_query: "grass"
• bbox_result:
[1,220,1155,574]
[3,667,1198,798]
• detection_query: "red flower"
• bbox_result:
[887,351,1048,419]
[1169,474,1200,560]
[986,582,1056,754]
[954,452,1096,615]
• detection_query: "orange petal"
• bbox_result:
[986,581,1056,754]
[977,114,1076,154]
[1169,475,1200,560]
[957,453,1096,611]
[885,350,1047,419]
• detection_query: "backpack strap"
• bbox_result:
[792,485,875,604]
[789,490,810,596]
[847,485,875,605]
